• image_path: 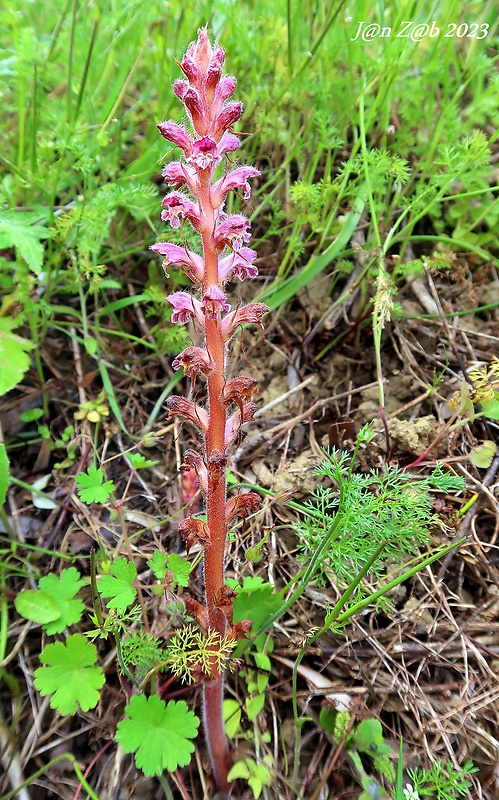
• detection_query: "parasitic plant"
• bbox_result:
[150,28,267,792]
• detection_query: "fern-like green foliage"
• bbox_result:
[53,183,156,260]
[121,631,166,681]
[165,625,237,684]
[407,759,477,799]
[295,451,464,602]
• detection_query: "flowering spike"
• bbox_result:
[151,28,267,792]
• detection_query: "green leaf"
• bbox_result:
[84,337,98,356]
[232,577,284,649]
[0,443,9,505]
[227,760,251,781]
[481,397,499,420]
[14,590,61,624]
[352,719,393,757]
[0,211,51,273]
[34,634,104,715]
[469,440,497,468]
[245,693,265,721]
[99,558,137,611]
[75,466,115,504]
[319,707,338,734]
[223,699,242,739]
[38,567,85,634]
[167,553,192,588]
[129,453,159,470]
[115,694,200,776]
[147,550,168,580]
[0,318,33,395]
[19,408,43,422]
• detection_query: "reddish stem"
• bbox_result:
[199,172,230,787]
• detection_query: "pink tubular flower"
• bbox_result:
[166,291,205,326]
[212,101,244,140]
[214,76,237,107]
[156,121,192,155]
[214,214,252,251]
[162,161,198,193]
[188,137,220,170]
[221,302,269,341]
[201,285,231,319]
[218,247,258,283]
[161,192,204,231]
[218,131,241,156]
[211,167,260,207]
[183,87,206,135]
[149,243,204,282]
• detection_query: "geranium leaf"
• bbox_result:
[99,558,137,611]
[38,567,85,634]
[34,635,104,715]
[75,466,115,504]
[116,694,199,776]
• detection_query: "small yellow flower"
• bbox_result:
[74,391,110,423]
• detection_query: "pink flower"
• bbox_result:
[161,192,204,231]
[201,285,231,319]
[214,214,252,251]
[211,167,260,207]
[149,243,204,282]
[162,161,198,193]
[172,79,189,101]
[218,131,241,155]
[205,46,226,97]
[221,302,269,341]
[214,77,237,107]
[166,291,205,326]
[182,28,224,84]
[218,247,258,282]
[187,137,220,170]
[156,121,192,155]
[212,102,243,140]
[183,87,206,135]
